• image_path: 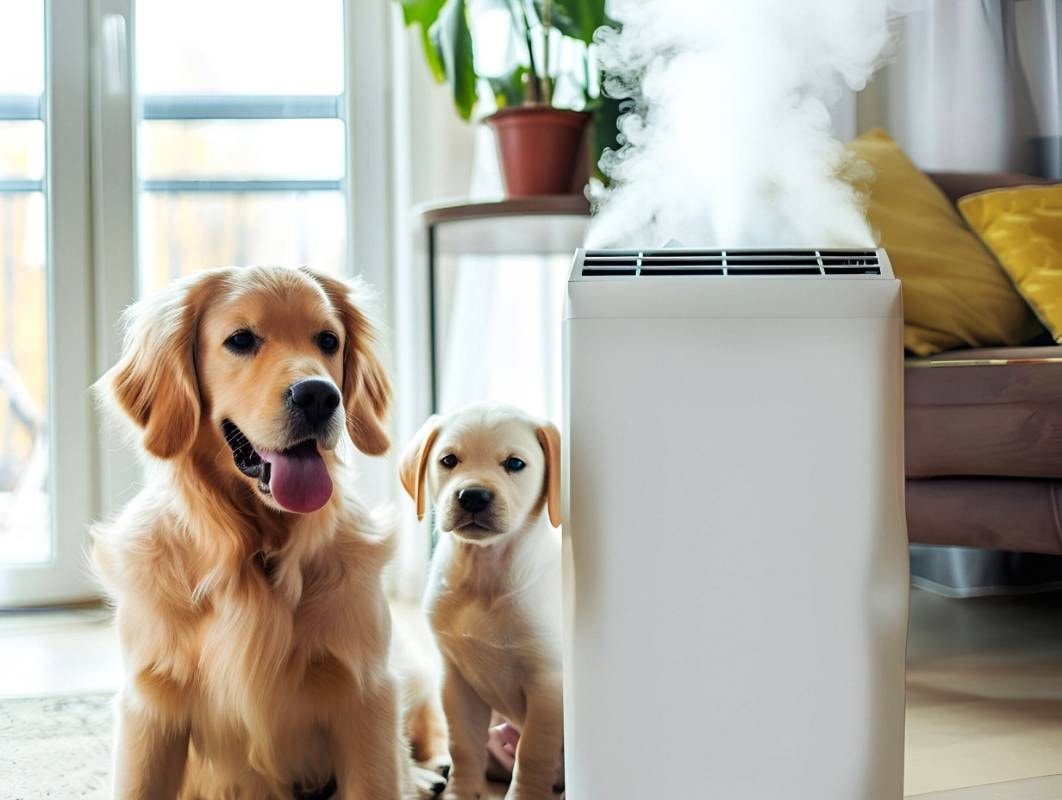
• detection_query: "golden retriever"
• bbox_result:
[93,266,446,800]
[400,404,563,800]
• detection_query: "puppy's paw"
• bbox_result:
[412,764,448,797]
[485,722,518,782]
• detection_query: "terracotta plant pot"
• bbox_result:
[485,106,591,197]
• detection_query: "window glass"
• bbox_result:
[140,119,344,180]
[139,192,346,293]
[136,0,348,295]
[137,0,344,96]
[0,0,49,564]
[0,122,44,180]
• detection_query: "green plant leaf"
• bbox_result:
[398,0,445,26]
[428,0,477,120]
[418,27,447,82]
[589,94,625,182]
[488,65,530,109]
[397,0,447,81]
[535,0,607,44]
[398,0,446,31]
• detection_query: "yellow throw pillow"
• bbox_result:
[959,186,1062,342]
[848,128,1043,355]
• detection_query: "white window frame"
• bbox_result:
[0,0,98,606]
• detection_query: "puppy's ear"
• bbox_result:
[104,271,220,459]
[536,421,562,528]
[305,270,392,456]
[399,416,441,522]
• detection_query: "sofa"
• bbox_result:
[905,171,1062,555]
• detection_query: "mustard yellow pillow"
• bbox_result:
[959,185,1062,342]
[848,128,1043,355]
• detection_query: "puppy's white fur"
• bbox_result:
[401,403,563,800]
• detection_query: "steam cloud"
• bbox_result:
[587,0,893,249]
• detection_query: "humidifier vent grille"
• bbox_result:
[579,249,883,278]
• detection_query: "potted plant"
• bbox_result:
[398,0,618,197]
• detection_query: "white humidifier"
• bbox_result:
[562,248,908,799]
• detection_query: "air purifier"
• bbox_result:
[562,248,908,799]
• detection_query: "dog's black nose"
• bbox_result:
[289,378,341,427]
[457,487,494,514]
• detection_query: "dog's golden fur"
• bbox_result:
[93,266,445,800]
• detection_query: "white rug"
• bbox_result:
[0,693,388,799]
[1,692,113,800]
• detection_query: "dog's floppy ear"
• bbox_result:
[305,270,392,456]
[104,271,220,459]
[399,416,441,522]
[536,421,562,528]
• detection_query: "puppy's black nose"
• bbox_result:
[457,487,494,514]
[289,378,341,427]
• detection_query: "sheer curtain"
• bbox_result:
[435,126,571,423]
[1003,0,1061,178]
[437,254,567,422]
[860,0,1060,177]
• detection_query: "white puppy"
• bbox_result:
[400,403,563,800]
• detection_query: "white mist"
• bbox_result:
[587,0,893,249]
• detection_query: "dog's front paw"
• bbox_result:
[412,764,448,798]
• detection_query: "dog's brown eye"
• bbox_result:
[316,331,340,355]
[224,330,258,354]
[440,454,458,469]
[504,457,526,472]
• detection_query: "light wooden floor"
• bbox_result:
[3,588,1062,799]
[904,590,1062,797]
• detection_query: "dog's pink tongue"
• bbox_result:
[260,444,332,514]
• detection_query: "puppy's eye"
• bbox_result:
[440,454,458,469]
[224,330,258,354]
[504,456,526,472]
[317,331,340,355]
